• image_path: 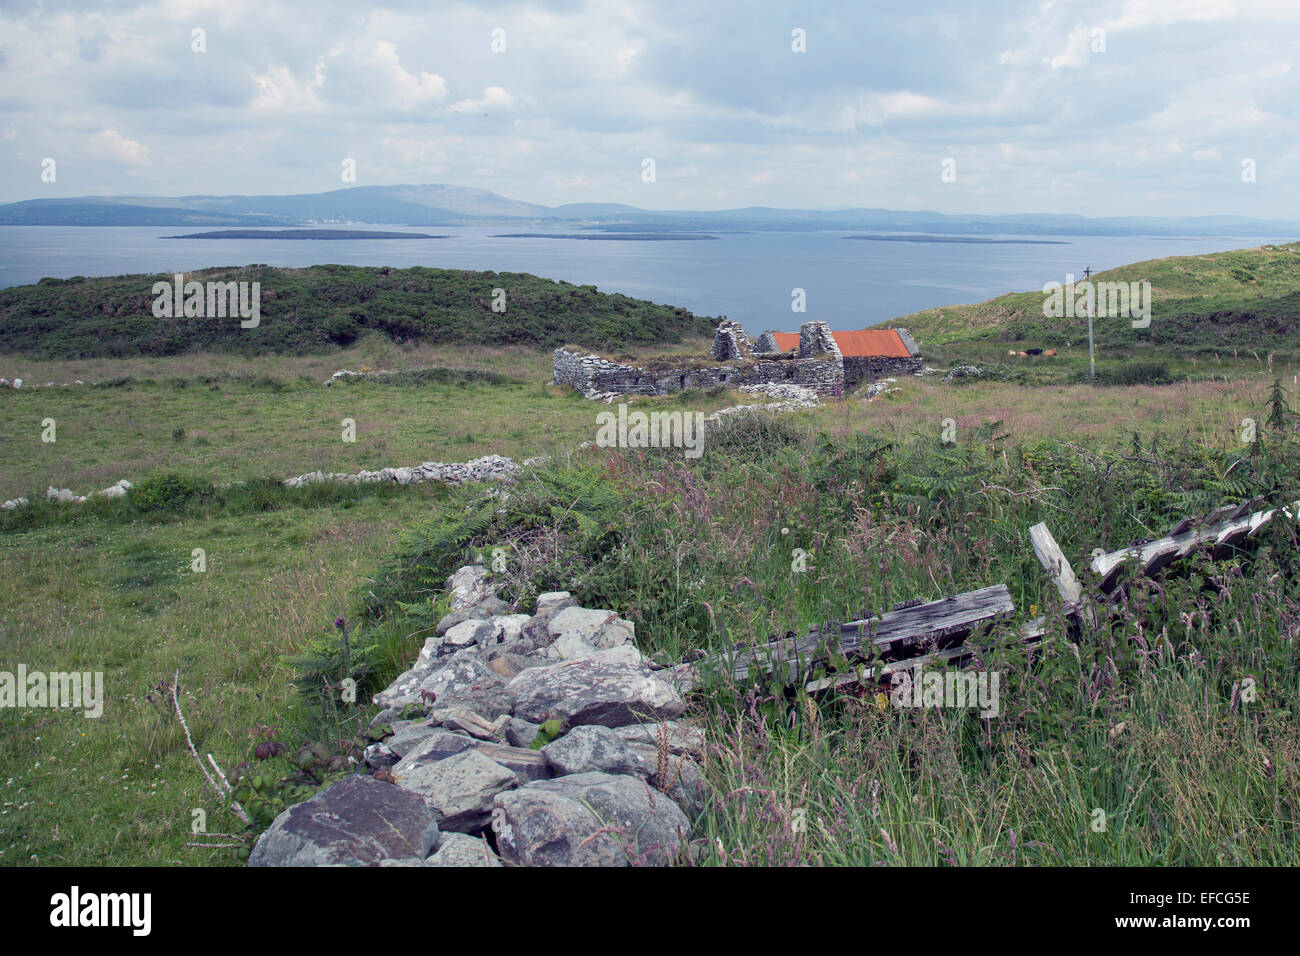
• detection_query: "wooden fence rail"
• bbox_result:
[677,496,1288,698]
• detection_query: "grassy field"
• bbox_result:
[3,323,1299,866]
[0,487,439,865]
[0,337,730,501]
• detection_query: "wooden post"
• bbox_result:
[1029,521,1095,625]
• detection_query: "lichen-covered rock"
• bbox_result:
[508,658,685,728]
[542,725,655,778]
[535,591,575,613]
[425,832,503,867]
[394,748,518,833]
[611,720,706,757]
[491,772,690,866]
[248,775,438,867]
[446,565,494,612]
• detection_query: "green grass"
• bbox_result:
[4,322,1300,867]
[360,388,1300,866]
[900,241,1300,361]
[0,488,440,865]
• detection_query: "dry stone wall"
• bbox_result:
[249,565,706,867]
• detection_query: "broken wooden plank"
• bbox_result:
[1090,498,1300,592]
[698,584,1019,686]
[1029,522,1097,626]
[805,617,1046,695]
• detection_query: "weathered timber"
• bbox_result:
[698,584,1019,686]
[804,617,1046,695]
[1091,498,1300,593]
[1029,522,1096,625]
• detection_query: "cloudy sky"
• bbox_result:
[2,0,1298,217]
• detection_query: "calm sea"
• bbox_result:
[0,225,1291,335]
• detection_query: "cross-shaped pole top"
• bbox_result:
[1082,266,1092,280]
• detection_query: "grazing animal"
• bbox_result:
[1044,348,1057,357]
[1017,351,1028,357]
[1008,350,1018,357]
[1025,347,1043,356]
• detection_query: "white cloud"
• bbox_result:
[90,128,149,165]
[449,86,516,114]
[250,63,326,112]
[372,40,447,110]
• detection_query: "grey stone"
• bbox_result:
[435,609,473,635]
[535,591,575,613]
[249,775,439,867]
[491,772,691,866]
[433,670,513,719]
[505,717,541,749]
[494,613,532,646]
[476,596,514,617]
[485,651,535,681]
[542,725,655,778]
[442,618,497,651]
[446,565,493,612]
[508,658,685,728]
[549,632,597,661]
[592,617,635,649]
[385,721,442,758]
[547,606,619,643]
[362,742,398,770]
[611,720,706,757]
[416,648,496,702]
[391,731,477,776]
[394,748,518,833]
[425,832,502,867]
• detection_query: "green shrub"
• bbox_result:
[129,473,215,511]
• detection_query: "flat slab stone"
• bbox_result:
[507,659,685,728]
[249,774,439,867]
[491,772,691,866]
[394,747,518,833]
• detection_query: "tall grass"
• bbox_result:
[364,401,1300,864]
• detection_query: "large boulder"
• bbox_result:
[491,772,691,866]
[508,658,685,728]
[393,748,518,833]
[248,775,439,867]
[542,725,655,778]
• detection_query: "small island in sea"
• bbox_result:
[844,234,1069,245]
[492,232,719,241]
[164,229,446,239]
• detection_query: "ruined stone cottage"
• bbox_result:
[553,319,921,396]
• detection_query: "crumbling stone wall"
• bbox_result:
[553,320,910,398]
[842,354,922,384]
[709,320,755,361]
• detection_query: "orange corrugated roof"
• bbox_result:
[769,329,910,357]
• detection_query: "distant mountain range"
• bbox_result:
[2,183,1298,237]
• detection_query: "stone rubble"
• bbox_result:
[251,564,705,867]
[283,455,521,488]
[3,479,132,511]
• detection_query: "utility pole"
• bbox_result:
[1083,265,1095,380]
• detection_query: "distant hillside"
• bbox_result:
[4,183,1300,235]
[0,265,717,358]
[897,242,1300,358]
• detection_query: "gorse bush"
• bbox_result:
[129,473,215,511]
